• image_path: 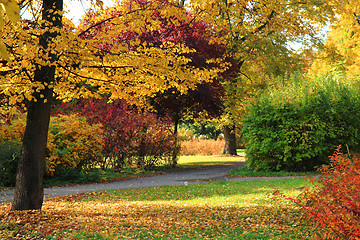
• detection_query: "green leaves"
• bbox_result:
[242,73,360,172]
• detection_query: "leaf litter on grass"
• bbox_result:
[0,179,315,239]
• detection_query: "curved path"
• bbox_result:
[0,161,301,204]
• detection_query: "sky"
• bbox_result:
[21,0,114,25]
[65,0,114,24]
[20,0,327,51]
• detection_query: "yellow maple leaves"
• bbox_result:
[309,0,360,77]
[0,0,20,58]
[0,0,223,107]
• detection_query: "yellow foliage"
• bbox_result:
[0,112,104,175]
[0,109,26,141]
[0,0,20,59]
[309,0,360,77]
[46,114,104,175]
[187,0,345,129]
[0,0,220,107]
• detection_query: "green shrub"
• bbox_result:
[242,74,360,171]
[44,168,102,187]
[0,141,21,187]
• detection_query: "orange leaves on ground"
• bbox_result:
[0,190,305,239]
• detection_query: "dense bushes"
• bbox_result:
[0,99,177,184]
[299,147,360,239]
[0,141,21,187]
[242,74,360,171]
[68,99,177,169]
[47,114,104,175]
[0,111,104,176]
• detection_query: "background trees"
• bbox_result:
[0,0,220,210]
[187,0,340,155]
[309,1,360,77]
[0,0,353,211]
[81,0,235,135]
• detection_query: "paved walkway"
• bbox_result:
[0,161,302,204]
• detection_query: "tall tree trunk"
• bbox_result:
[223,125,237,155]
[11,0,63,210]
[11,89,53,210]
[171,116,180,166]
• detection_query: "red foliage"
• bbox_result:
[80,0,238,122]
[298,146,360,239]
[59,98,176,169]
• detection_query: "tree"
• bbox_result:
[81,0,238,160]
[0,0,20,58]
[0,0,218,210]
[10,0,63,211]
[309,1,360,77]
[187,0,342,155]
[80,0,234,129]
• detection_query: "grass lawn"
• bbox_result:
[229,166,318,177]
[177,155,244,169]
[0,178,316,239]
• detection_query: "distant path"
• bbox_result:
[0,161,302,204]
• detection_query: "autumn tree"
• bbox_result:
[187,0,342,154]
[309,2,360,77]
[0,0,20,57]
[0,0,218,210]
[80,0,232,126]
[81,0,237,161]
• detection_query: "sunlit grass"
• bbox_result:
[0,178,316,239]
[177,155,244,168]
[229,166,318,177]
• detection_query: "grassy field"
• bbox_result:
[0,177,316,239]
[177,155,244,169]
[229,166,318,177]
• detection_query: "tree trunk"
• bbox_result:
[11,90,53,210]
[11,0,63,210]
[223,125,237,155]
[171,116,180,166]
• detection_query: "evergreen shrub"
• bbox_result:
[0,141,21,187]
[242,74,360,171]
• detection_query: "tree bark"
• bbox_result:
[223,125,237,155]
[11,90,53,210]
[171,116,180,166]
[11,0,63,210]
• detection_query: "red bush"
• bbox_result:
[65,98,176,169]
[300,146,360,239]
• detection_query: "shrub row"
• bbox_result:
[0,112,104,186]
[71,99,177,169]
[0,100,177,186]
[242,74,360,171]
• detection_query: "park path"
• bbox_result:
[0,161,301,204]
